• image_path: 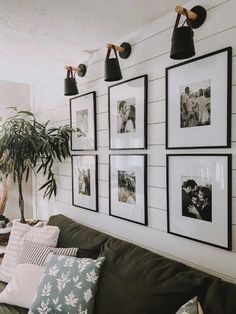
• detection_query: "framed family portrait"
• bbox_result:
[72,155,98,212]
[166,47,232,149]
[108,75,148,150]
[109,154,147,225]
[70,91,97,151]
[167,154,232,250]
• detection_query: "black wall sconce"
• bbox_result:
[170,5,207,60]
[64,64,87,96]
[104,42,132,82]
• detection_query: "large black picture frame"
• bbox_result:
[71,154,98,212]
[70,91,97,151]
[108,75,148,150]
[109,154,147,225]
[166,47,232,149]
[167,154,232,250]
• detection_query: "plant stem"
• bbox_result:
[17,175,26,223]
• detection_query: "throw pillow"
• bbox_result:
[21,241,79,266]
[29,254,105,314]
[0,263,44,309]
[0,221,60,282]
[176,296,204,314]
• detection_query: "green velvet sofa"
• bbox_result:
[0,214,235,313]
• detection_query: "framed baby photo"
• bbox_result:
[70,91,97,151]
[72,155,98,212]
[166,47,232,149]
[109,154,147,225]
[167,154,232,250]
[108,75,148,150]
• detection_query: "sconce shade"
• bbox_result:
[170,9,195,60]
[64,69,79,96]
[104,45,122,82]
[170,26,195,59]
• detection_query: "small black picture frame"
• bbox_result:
[108,75,148,150]
[166,47,232,149]
[167,154,232,250]
[109,154,147,225]
[72,154,98,212]
[70,91,97,151]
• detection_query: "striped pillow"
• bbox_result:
[21,241,79,266]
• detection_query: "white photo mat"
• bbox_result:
[70,92,96,150]
[167,154,231,249]
[72,155,98,212]
[109,75,147,149]
[166,48,231,149]
[109,155,147,225]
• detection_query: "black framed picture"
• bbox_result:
[72,155,98,212]
[70,91,97,151]
[166,47,232,149]
[109,154,147,225]
[167,154,232,250]
[108,75,148,150]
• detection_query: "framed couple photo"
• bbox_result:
[70,91,97,151]
[166,47,232,149]
[71,155,98,212]
[109,154,147,225]
[167,154,232,250]
[108,75,148,150]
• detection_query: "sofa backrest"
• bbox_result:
[48,214,236,314]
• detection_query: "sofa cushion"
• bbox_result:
[0,264,44,309]
[0,281,27,314]
[48,214,109,249]
[203,279,236,313]
[176,296,204,314]
[94,238,215,314]
[29,254,105,314]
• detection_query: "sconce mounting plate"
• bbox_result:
[119,42,132,59]
[190,5,207,29]
[77,64,87,77]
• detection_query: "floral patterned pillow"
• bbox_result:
[29,254,105,314]
[176,296,204,314]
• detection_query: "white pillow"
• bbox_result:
[0,221,60,282]
[0,263,44,309]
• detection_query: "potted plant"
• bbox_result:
[0,110,72,223]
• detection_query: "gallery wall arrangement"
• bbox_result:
[35,0,236,281]
[69,46,232,249]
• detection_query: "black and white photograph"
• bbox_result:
[117,98,136,134]
[180,80,211,128]
[166,47,232,149]
[118,170,136,204]
[181,176,212,222]
[72,155,98,212]
[76,109,88,138]
[167,154,232,250]
[109,75,147,149]
[109,154,147,225]
[79,168,90,196]
[70,91,97,150]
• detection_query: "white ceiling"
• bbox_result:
[0,0,181,84]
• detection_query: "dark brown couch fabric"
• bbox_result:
[48,214,236,314]
[0,214,235,313]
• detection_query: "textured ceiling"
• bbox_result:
[0,0,181,84]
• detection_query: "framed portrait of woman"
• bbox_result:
[166,47,232,149]
[71,155,98,212]
[108,75,148,150]
[167,154,232,250]
[109,154,147,225]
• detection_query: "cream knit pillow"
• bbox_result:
[0,221,60,283]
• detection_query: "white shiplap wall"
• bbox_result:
[33,0,236,283]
